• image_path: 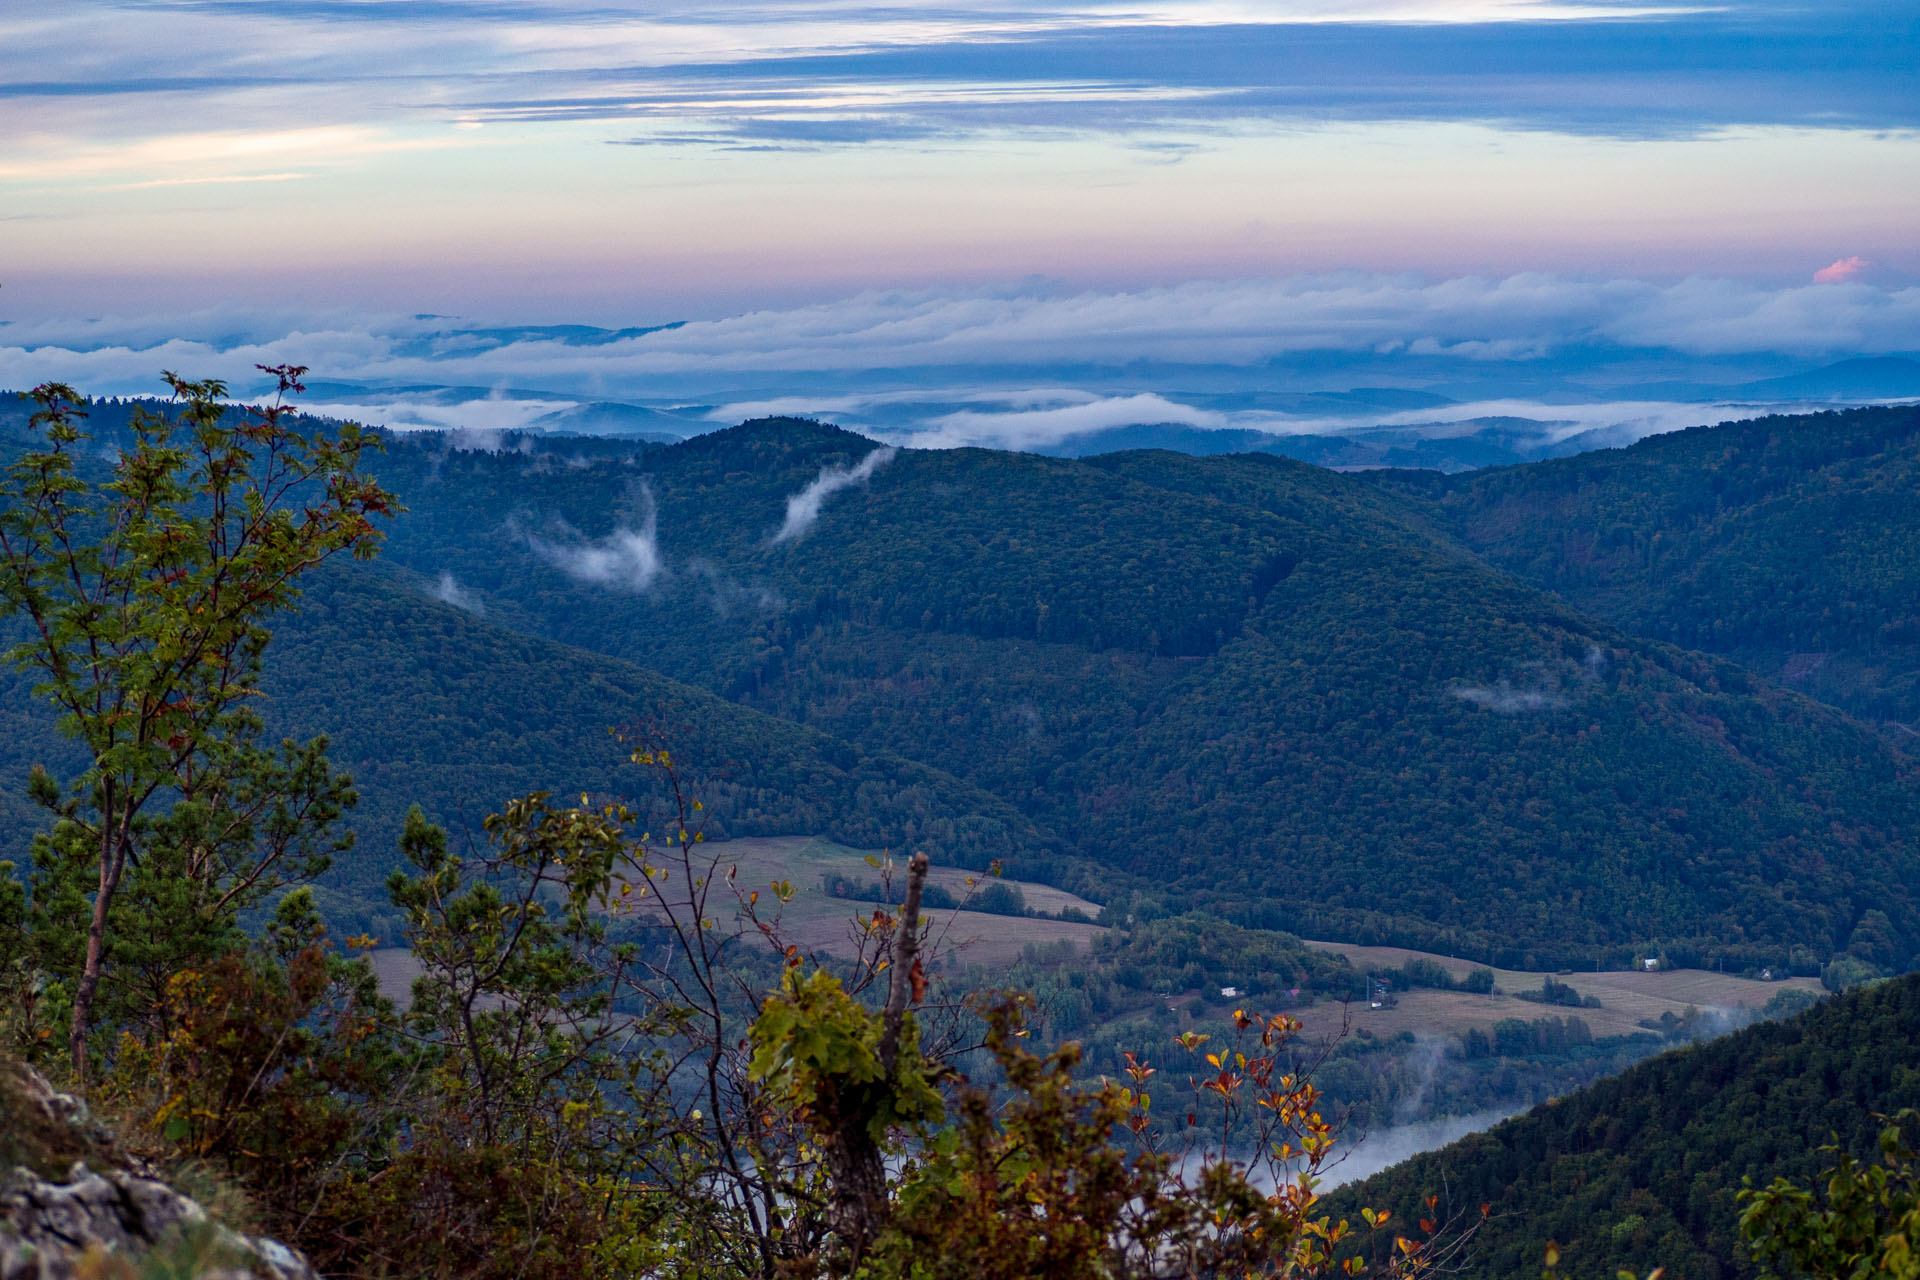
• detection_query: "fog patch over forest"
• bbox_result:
[774,446,896,544]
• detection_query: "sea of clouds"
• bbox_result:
[3,273,1915,455]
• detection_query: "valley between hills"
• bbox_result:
[2,393,1916,1278]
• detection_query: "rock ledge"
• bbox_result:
[1,1064,319,1280]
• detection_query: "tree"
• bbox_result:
[0,369,394,1074]
[1740,1111,1920,1280]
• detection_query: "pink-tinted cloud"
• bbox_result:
[1813,255,1870,284]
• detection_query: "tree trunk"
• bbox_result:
[831,852,931,1261]
[827,1114,892,1262]
[878,852,929,1076]
[68,814,125,1080]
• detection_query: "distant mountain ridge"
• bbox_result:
[1616,356,1920,404]
[1038,416,1604,471]
[12,354,1913,472]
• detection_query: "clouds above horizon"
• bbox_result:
[6,273,1916,398]
[1815,256,1872,285]
[10,1,1911,147]
[2,0,1914,316]
[3,271,1914,459]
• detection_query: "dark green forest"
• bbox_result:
[5,401,1916,970]
[1367,405,1920,728]
[257,412,1920,970]
[0,561,1065,935]
[1326,971,1920,1280]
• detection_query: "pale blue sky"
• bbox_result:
[2,0,1916,438]
[4,1,1915,313]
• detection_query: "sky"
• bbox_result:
[3,0,1918,448]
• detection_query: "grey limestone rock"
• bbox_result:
[0,1065,320,1280]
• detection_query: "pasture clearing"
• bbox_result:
[1292,939,1823,1046]
[662,835,1106,967]
[366,837,1817,1048]
[367,834,1103,1002]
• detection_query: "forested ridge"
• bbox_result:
[301,414,1920,969]
[5,400,1918,971]
[0,560,1064,934]
[1366,404,1920,729]
[1325,971,1920,1280]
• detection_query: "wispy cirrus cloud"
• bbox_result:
[0,124,464,186]
[4,1,1914,321]
[7,1,1915,159]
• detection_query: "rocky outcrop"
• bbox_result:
[1,1062,319,1280]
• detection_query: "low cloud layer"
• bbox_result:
[430,571,483,613]
[1315,1108,1523,1191]
[916,395,1226,450]
[7,275,1918,402]
[3,274,1915,465]
[1452,682,1571,714]
[525,504,664,593]
[1452,648,1608,715]
[872,391,1815,453]
[773,447,897,544]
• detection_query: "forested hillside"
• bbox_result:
[1326,972,1920,1280]
[323,417,1920,969]
[1368,405,1920,730]
[5,400,1917,968]
[0,558,1063,930]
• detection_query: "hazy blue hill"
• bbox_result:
[1326,972,1920,1280]
[1609,357,1920,403]
[1733,356,1920,400]
[522,401,691,439]
[338,419,1920,968]
[1036,415,1588,471]
[1368,405,1920,729]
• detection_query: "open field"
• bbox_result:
[653,835,1106,968]
[368,835,1106,1002]
[1291,940,1824,1046]
[365,837,1819,1042]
